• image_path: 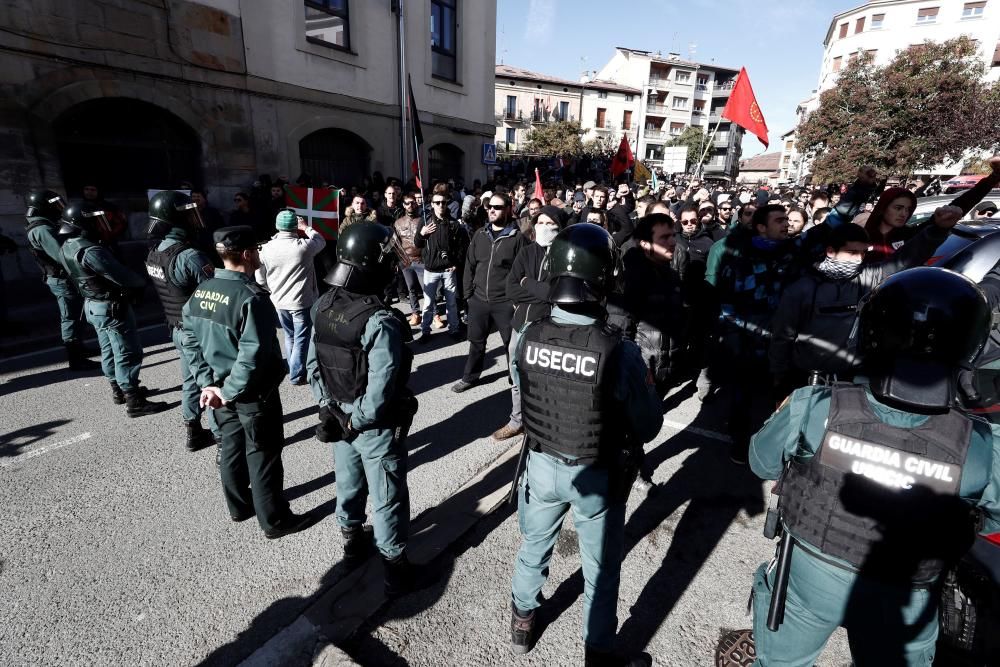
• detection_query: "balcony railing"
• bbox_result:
[714,133,731,146]
[497,110,524,122]
[644,128,667,139]
[646,104,669,115]
[594,121,617,131]
[647,78,671,90]
[529,111,575,124]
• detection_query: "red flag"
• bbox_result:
[533,168,544,202]
[609,135,634,178]
[722,67,769,149]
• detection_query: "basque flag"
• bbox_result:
[284,186,340,240]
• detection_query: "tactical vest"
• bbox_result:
[61,236,117,301]
[780,385,973,583]
[25,217,68,279]
[313,288,413,404]
[146,242,191,328]
[518,318,621,464]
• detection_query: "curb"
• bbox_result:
[237,442,522,667]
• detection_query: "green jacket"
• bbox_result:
[751,383,1000,544]
[181,269,286,402]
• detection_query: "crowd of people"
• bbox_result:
[12,153,1000,666]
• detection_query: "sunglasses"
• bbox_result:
[432,200,447,205]
[487,204,507,211]
[720,207,732,211]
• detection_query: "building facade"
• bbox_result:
[0,0,497,241]
[783,0,1000,182]
[593,48,745,180]
[738,152,782,186]
[493,65,640,157]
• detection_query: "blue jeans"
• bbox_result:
[511,450,625,652]
[334,422,409,560]
[278,308,312,382]
[421,269,459,334]
[84,299,143,392]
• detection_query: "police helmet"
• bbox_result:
[858,266,991,412]
[544,223,620,304]
[325,222,402,294]
[26,190,66,221]
[147,190,203,240]
[58,202,112,240]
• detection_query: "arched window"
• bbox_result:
[428,143,464,183]
[54,98,201,198]
[299,128,372,189]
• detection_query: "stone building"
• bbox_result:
[0,0,497,243]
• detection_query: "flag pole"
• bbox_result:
[694,118,723,178]
[413,125,429,229]
[397,0,408,182]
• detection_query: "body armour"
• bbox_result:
[62,237,117,301]
[518,317,622,464]
[146,242,190,328]
[313,288,414,404]
[780,385,973,583]
[25,217,68,279]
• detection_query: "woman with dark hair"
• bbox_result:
[862,187,918,262]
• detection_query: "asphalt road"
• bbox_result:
[0,314,850,666]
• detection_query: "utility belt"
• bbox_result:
[526,439,642,503]
[319,387,419,443]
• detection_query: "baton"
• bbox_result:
[507,434,529,506]
[767,528,794,632]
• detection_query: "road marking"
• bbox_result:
[0,432,93,469]
[663,419,731,443]
[1,325,162,363]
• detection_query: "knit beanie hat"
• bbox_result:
[537,205,569,229]
[462,195,477,216]
[275,209,297,231]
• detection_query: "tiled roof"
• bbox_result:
[739,152,782,171]
[494,65,640,95]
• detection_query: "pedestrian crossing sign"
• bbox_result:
[482,143,497,165]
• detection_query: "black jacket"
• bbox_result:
[463,225,527,302]
[414,214,467,272]
[506,242,550,331]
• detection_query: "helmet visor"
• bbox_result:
[179,201,204,228]
[48,195,66,212]
[381,233,408,268]
[83,209,112,235]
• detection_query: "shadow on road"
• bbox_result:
[0,418,73,458]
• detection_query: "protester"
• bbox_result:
[414,185,465,341]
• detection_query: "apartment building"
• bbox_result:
[783,0,1000,182]
[593,48,746,179]
[493,65,640,155]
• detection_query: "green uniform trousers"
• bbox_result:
[214,392,290,532]
[84,299,143,392]
[511,450,626,652]
[47,277,85,344]
[171,326,219,436]
[751,544,938,666]
[334,424,409,560]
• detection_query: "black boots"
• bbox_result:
[110,381,126,405]
[125,389,168,418]
[184,421,215,452]
[65,342,99,371]
[341,526,375,566]
[383,552,414,598]
[510,605,536,655]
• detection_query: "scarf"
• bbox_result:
[815,256,863,281]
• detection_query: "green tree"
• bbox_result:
[522,121,584,157]
[797,38,1000,182]
[668,126,706,169]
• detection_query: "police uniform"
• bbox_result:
[61,213,150,402]
[305,222,417,592]
[25,208,87,354]
[181,226,307,537]
[309,287,414,558]
[146,227,217,443]
[729,267,1000,667]
[747,382,1000,665]
[506,224,662,666]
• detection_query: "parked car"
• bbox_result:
[943,174,988,194]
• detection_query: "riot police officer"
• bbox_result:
[145,190,218,451]
[24,189,96,370]
[717,267,1000,667]
[60,202,167,416]
[307,222,418,596]
[507,224,663,667]
[181,226,313,539]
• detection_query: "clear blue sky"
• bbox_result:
[496,0,862,157]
